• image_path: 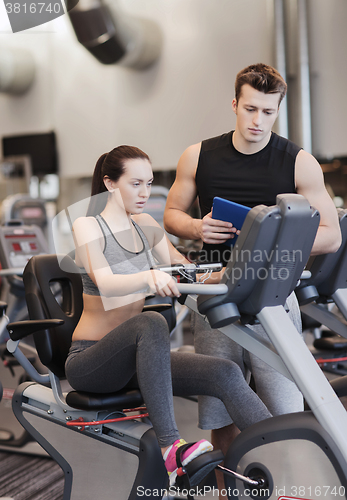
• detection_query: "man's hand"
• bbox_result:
[199,212,240,244]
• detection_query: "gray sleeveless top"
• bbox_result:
[80,214,156,296]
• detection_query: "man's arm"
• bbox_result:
[164,143,236,243]
[164,143,202,240]
[295,150,341,255]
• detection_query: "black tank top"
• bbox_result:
[195,131,301,265]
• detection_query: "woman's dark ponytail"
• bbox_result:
[86,153,109,216]
[91,153,108,197]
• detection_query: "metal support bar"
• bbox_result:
[297,0,312,153]
[258,305,347,463]
[177,283,228,295]
[300,303,347,338]
[0,314,9,344]
[49,371,72,411]
[0,268,23,276]
[332,289,347,322]
[274,0,288,138]
[6,339,50,385]
[185,295,293,380]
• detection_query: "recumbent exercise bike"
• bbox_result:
[6,194,347,499]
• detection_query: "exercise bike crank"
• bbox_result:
[216,464,265,486]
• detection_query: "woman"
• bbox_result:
[65,145,272,487]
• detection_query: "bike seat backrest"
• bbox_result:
[23,254,83,377]
[198,194,319,324]
[300,209,347,298]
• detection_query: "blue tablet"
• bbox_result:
[211,197,251,246]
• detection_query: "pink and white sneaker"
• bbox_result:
[164,438,213,486]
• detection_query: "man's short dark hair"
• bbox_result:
[235,63,287,106]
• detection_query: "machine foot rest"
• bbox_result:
[176,450,224,489]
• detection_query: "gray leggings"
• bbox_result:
[65,311,272,447]
[193,292,304,430]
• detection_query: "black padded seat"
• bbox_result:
[66,388,144,411]
[313,335,347,351]
[20,254,144,412]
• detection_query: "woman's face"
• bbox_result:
[109,158,153,214]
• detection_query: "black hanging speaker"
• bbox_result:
[66,0,162,69]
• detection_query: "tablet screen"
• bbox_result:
[212,197,251,246]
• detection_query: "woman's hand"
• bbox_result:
[147,270,181,298]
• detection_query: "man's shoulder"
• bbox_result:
[201,131,233,152]
[271,132,302,158]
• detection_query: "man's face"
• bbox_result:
[232,84,280,148]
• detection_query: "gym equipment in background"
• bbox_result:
[0,196,49,326]
[145,186,179,246]
[1,133,59,253]
[144,185,187,347]
[1,194,48,240]
[0,221,48,454]
[296,208,347,374]
[0,155,32,198]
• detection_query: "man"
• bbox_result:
[163,63,341,494]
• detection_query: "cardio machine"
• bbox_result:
[6,194,347,500]
[0,220,48,454]
[295,208,347,373]
[188,196,347,499]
